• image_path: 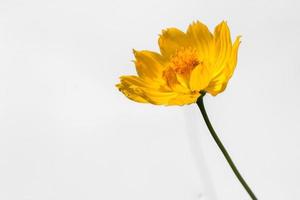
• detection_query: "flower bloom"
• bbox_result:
[116,21,241,105]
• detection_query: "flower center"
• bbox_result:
[162,47,201,90]
[169,47,200,76]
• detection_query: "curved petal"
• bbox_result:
[206,80,227,96]
[158,28,191,58]
[227,36,241,78]
[212,21,232,76]
[140,89,178,105]
[117,75,179,105]
[186,21,213,60]
[116,76,149,103]
[133,50,167,80]
[163,68,190,93]
[168,93,200,105]
[189,64,210,91]
[116,83,148,103]
[119,75,159,89]
[116,75,159,103]
[207,36,241,96]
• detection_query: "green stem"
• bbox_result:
[196,94,257,200]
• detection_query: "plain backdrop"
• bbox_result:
[0,0,299,199]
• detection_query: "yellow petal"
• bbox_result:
[186,21,213,60]
[117,75,179,105]
[158,28,191,58]
[227,36,241,78]
[213,21,232,76]
[176,73,189,88]
[189,64,210,91]
[119,75,158,89]
[116,76,151,103]
[133,50,167,80]
[116,83,148,103]
[140,89,178,105]
[163,68,190,93]
[207,36,241,96]
[168,93,200,105]
[206,80,227,96]
[142,90,199,106]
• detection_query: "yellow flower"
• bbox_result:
[116,21,241,105]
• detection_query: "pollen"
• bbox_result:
[169,47,200,75]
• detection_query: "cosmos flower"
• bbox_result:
[116,20,241,105]
[115,21,258,199]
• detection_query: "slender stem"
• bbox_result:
[196,94,257,200]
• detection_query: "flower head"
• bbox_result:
[116,21,241,105]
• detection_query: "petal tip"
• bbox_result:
[132,48,138,55]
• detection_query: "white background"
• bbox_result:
[0,0,299,199]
